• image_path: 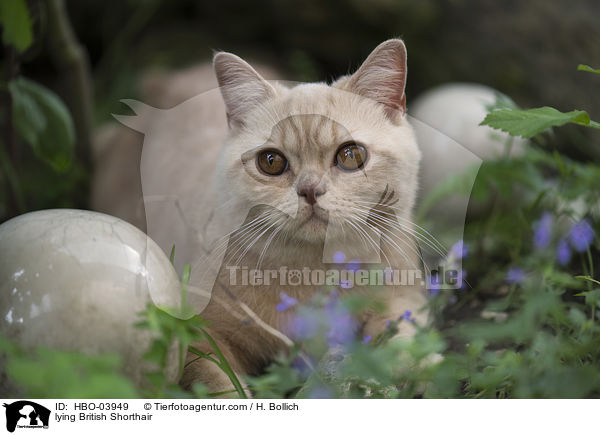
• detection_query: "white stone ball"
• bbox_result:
[0,209,183,390]
[411,83,527,201]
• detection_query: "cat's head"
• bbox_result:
[214,39,420,247]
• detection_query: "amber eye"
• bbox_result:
[335,142,368,171]
[257,149,288,176]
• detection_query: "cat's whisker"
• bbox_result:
[207,211,276,262]
[193,212,277,284]
[233,217,282,267]
[354,200,448,254]
[343,216,394,268]
[371,215,443,261]
[207,209,276,253]
[348,206,431,274]
[364,214,431,275]
[224,215,278,266]
[348,212,413,269]
[256,218,285,269]
[352,202,447,257]
[340,218,371,254]
[359,205,446,249]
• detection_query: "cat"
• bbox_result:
[98,39,430,393]
[176,39,427,391]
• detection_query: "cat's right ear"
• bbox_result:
[213,52,276,128]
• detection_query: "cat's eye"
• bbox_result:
[257,149,288,176]
[334,142,367,171]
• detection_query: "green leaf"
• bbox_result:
[169,245,176,264]
[575,275,600,286]
[578,64,600,75]
[480,107,598,138]
[8,77,75,172]
[0,0,33,53]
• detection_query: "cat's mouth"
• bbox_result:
[299,208,329,226]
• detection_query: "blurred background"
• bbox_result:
[1,0,599,224]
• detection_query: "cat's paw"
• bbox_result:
[181,357,249,398]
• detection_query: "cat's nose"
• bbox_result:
[297,183,325,205]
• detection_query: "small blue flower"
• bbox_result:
[505,267,526,285]
[276,292,298,312]
[569,219,595,252]
[533,212,553,250]
[427,274,442,295]
[450,239,469,259]
[345,259,361,272]
[325,307,357,347]
[400,309,415,323]
[362,334,372,344]
[332,251,346,264]
[288,311,319,340]
[556,238,572,265]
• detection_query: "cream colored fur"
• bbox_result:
[93,40,428,393]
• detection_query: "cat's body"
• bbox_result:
[95,40,429,392]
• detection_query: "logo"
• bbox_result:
[3,401,50,433]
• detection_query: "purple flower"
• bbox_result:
[362,334,372,344]
[288,311,319,340]
[427,274,442,295]
[450,240,469,259]
[345,259,361,272]
[325,305,357,347]
[556,238,572,265]
[340,279,352,289]
[569,219,595,252]
[332,251,346,264]
[505,267,526,285]
[400,309,415,323]
[533,212,553,250]
[276,292,298,312]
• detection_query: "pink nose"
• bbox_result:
[297,184,325,205]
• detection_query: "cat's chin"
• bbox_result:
[289,214,329,243]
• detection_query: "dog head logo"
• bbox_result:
[3,401,50,432]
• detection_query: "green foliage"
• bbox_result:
[481,107,599,138]
[0,337,138,398]
[578,64,600,75]
[481,64,600,138]
[0,0,33,53]
[8,77,75,172]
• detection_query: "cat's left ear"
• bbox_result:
[346,39,408,120]
[213,52,276,128]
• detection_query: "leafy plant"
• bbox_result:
[0,0,89,222]
[9,77,75,172]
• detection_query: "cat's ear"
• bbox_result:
[213,52,276,128]
[346,39,407,120]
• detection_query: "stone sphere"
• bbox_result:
[411,83,526,199]
[0,209,183,391]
